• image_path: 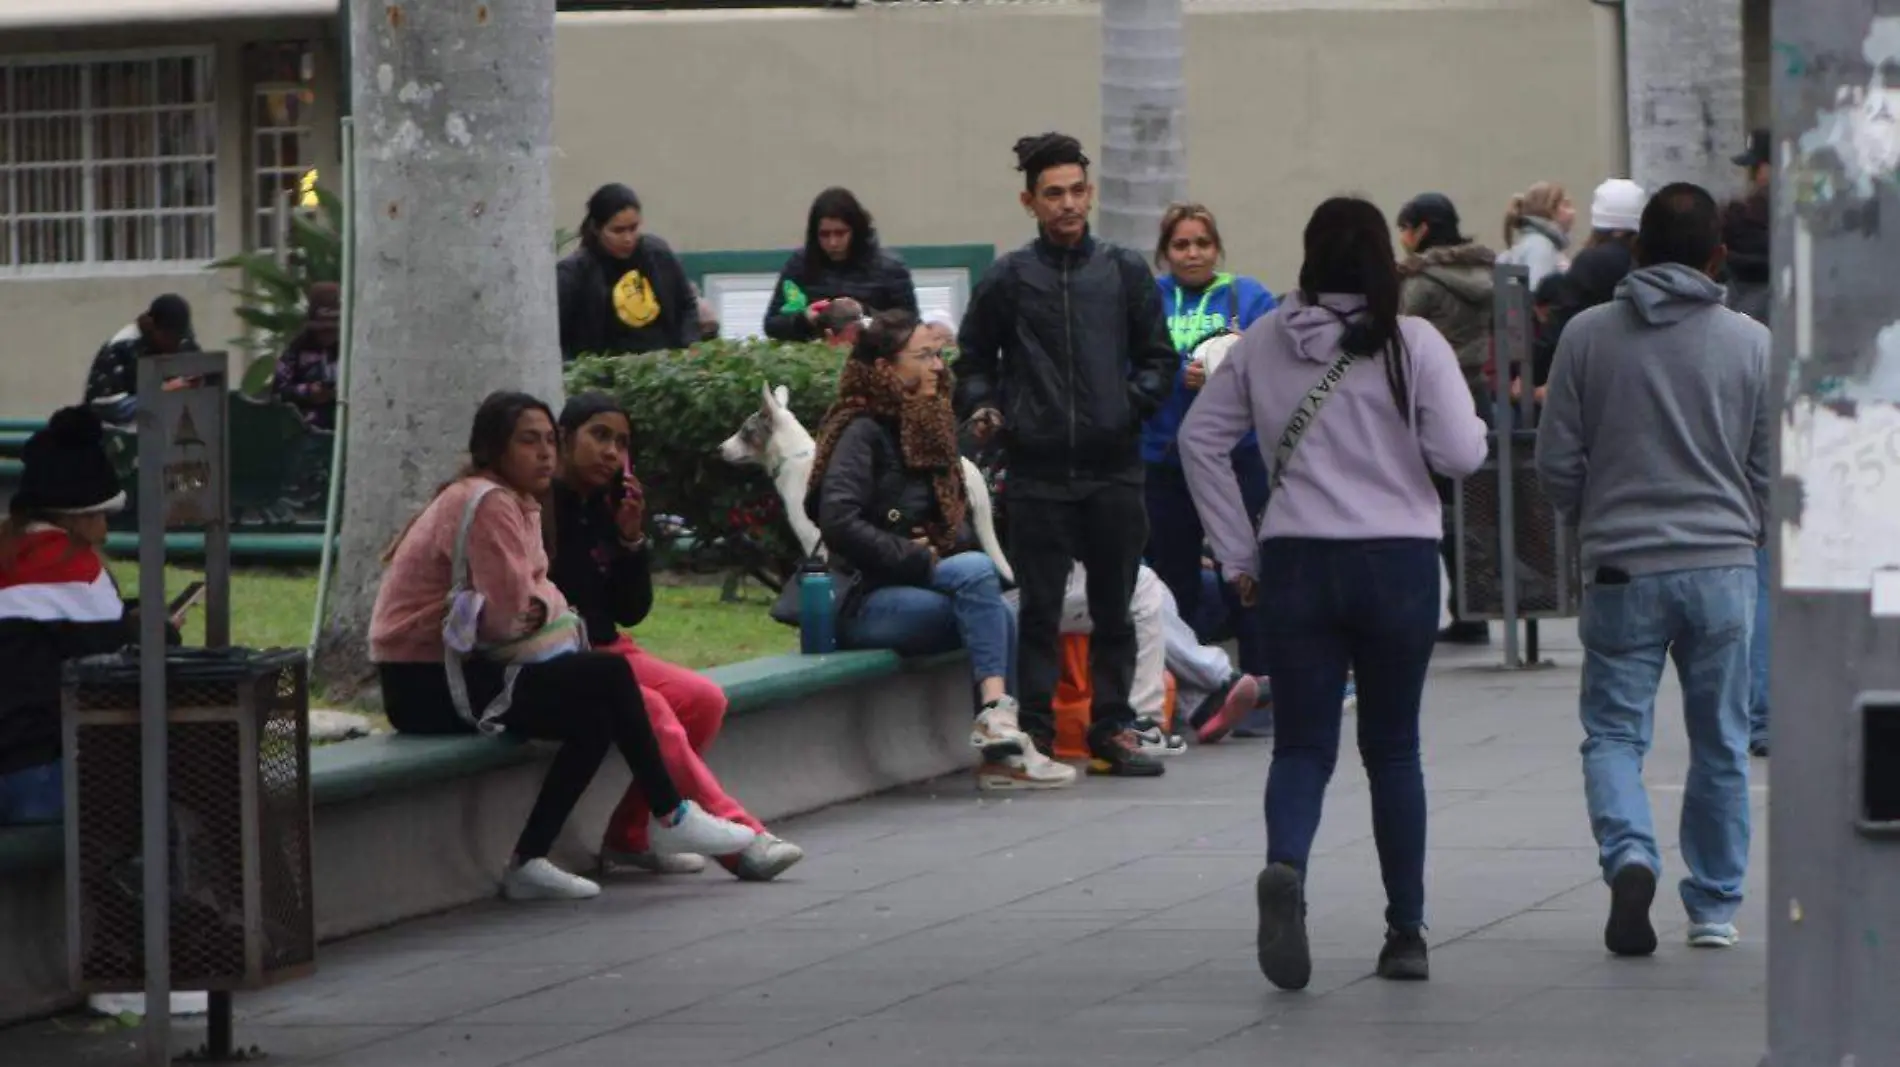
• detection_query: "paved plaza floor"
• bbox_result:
[2,623,1769,1066]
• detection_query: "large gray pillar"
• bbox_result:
[1766,2,1900,1064]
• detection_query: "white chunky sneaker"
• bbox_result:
[970,697,1027,757]
[1130,716,1188,757]
[648,800,757,857]
[722,832,806,882]
[599,849,708,875]
[502,858,601,901]
[977,742,1078,791]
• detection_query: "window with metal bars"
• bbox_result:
[0,48,218,276]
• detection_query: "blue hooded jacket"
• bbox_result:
[1141,271,1277,464]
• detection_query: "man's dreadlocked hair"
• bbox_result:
[1013,132,1089,192]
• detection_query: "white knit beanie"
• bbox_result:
[1590,179,1647,233]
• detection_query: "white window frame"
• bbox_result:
[0,45,219,279]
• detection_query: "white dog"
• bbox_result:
[717,383,1014,584]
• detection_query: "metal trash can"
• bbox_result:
[1453,429,1583,620]
[62,647,316,992]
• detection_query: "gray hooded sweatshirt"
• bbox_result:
[1534,263,1772,577]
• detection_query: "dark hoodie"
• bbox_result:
[761,247,919,342]
[544,480,654,647]
[1399,242,1497,386]
[1721,189,1771,324]
[557,234,700,361]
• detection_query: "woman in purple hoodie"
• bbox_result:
[1177,198,1487,991]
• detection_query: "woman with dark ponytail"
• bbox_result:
[1176,197,1487,992]
[556,183,701,361]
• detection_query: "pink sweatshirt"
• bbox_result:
[369,476,569,664]
[1178,293,1488,580]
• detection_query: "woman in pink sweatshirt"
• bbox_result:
[371,391,756,902]
[1178,198,1488,992]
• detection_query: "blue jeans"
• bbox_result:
[840,551,1017,691]
[1259,538,1441,929]
[0,761,63,825]
[1749,546,1770,746]
[1579,565,1754,924]
[1144,457,1270,677]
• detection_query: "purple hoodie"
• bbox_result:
[1177,292,1488,579]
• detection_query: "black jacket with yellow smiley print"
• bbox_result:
[557,233,699,361]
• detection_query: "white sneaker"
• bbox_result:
[971,698,1027,757]
[599,848,708,875]
[649,800,757,856]
[1687,921,1740,948]
[977,743,1078,790]
[724,832,806,882]
[1130,716,1187,757]
[502,858,601,901]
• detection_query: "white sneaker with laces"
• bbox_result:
[1687,921,1740,948]
[502,858,601,901]
[971,697,1027,756]
[977,743,1078,790]
[1130,716,1187,757]
[649,800,757,856]
[725,832,806,882]
[599,849,708,875]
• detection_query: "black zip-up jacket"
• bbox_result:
[762,248,919,342]
[546,480,655,647]
[808,416,976,612]
[557,235,699,362]
[952,231,1175,489]
[1532,239,1634,388]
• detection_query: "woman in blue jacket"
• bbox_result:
[1143,204,1277,739]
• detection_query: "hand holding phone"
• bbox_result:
[614,454,646,544]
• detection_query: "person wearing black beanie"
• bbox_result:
[0,407,138,822]
[556,183,701,361]
[82,294,200,424]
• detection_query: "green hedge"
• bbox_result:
[565,339,844,581]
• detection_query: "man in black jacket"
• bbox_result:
[953,132,1176,778]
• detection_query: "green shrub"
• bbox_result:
[565,339,843,582]
[212,186,344,390]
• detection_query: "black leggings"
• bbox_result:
[379,653,684,861]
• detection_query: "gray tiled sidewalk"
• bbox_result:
[3,624,1768,1066]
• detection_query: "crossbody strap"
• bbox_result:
[1269,350,1359,491]
[444,481,514,735]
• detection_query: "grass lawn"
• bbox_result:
[106,563,795,670]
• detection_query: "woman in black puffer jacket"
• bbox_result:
[762,187,918,341]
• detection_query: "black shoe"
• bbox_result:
[1376,925,1430,981]
[1749,739,1770,758]
[1255,863,1311,990]
[1605,864,1659,957]
[1436,621,1491,646]
[1085,723,1165,777]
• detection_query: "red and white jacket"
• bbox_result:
[0,526,132,776]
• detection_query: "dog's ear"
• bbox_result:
[760,381,777,410]
[773,385,790,410]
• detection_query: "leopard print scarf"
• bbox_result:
[807,360,968,557]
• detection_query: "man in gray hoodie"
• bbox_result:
[1535,183,1771,960]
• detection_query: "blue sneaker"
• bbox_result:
[1687,922,1739,948]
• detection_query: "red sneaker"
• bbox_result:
[1196,675,1262,745]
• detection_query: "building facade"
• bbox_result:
[0,0,1765,419]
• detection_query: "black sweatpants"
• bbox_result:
[379,653,683,861]
[1008,483,1148,747]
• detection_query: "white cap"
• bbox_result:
[1590,178,1647,233]
[922,309,958,332]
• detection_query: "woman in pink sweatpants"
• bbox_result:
[549,393,805,881]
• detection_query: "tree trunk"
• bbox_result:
[1098,0,1187,250]
[315,0,564,694]
[1623,0,1747,194]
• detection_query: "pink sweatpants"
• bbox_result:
[599,636,765,852]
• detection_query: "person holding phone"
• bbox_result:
[0,408,142,824]
[549,393,804,881]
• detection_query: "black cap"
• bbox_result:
[146,293,193,337]
[14,407,125,515]
[1732,129,1771,168]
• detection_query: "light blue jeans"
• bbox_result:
[1749,546,1770,747]
[840,551,1017,691]
[1579,565,1755,925]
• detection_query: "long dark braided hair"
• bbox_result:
[1297,197,1411,423]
